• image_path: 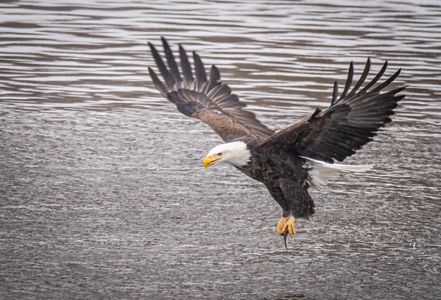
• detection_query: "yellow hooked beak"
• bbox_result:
[203,154,221,168]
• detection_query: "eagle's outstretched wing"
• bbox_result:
[258,59,405,162]
[148,37,274,142]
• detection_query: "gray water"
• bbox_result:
[1,0,440,299]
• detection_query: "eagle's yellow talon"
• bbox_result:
[276,216,296,237]
[282,216,296,237]
[276,216,287,235]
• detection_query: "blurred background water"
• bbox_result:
[0,0,440,299]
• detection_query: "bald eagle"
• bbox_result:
[148,37,405,247]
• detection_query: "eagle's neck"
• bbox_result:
[224,141,251,167]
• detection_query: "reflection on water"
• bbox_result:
[1,0,440,299]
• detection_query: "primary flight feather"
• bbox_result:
[148,37,405,247]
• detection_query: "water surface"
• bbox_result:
[1,0,440,299]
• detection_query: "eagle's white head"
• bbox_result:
[203,141,251,168]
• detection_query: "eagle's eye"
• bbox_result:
[217,152,223,156]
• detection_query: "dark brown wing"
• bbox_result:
[258,59,405,163]
[148,37,274,142]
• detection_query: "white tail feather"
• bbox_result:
[300,156,373,187]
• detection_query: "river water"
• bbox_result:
[1,0,440,299]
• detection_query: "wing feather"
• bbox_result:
[347,58,370,97]
[193,51,207,82]
[148,42,174,90]
[179,44,194,84]
[331,81,338,105]
[161,37,182,84]
[148,37,274,141]
[339,62,353,100]
[209,65,221,81]
[357,60,388,96]
[258,60,405,163]
[148,67,168,97]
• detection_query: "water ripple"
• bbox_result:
[1,1,440,299]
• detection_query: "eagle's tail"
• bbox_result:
[301,156,373,187]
